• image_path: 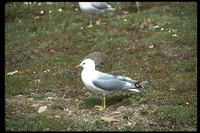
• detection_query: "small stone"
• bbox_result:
[116,106,126,112]
[111,111,121,115]
[38,106,47,113]
[16,94,23,97]
[100,116,118,123]
[32,104,39,107]
[54,115,60,118]
[27,98,34,101]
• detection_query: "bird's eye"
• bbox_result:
[83,62,85,65]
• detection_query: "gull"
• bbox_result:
[136,2,141,13]
[78,2,116,27]
[76,58,149,110]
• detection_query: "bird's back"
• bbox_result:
[78,2,115,15]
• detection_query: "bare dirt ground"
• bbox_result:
[5,87,196,131]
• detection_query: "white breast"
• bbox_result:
[81,69,104,92]
[79,2,104,15]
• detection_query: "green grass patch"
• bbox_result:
[159,105,197,124]
[5,114,76,131]
[27,93,45,100]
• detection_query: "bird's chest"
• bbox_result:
[81,70,97,83]
[81,70,98,90]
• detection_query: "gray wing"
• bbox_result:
[91,2,110,10]
[115,75,139,84]
[116,75,149,88]
[92,72,126,91]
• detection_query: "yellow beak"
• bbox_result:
[76,64,81,68]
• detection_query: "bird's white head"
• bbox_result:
[76,58,95,70]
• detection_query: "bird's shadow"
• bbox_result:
[79,92,133,109]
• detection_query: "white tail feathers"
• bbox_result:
[107,7,116,11]
[138,81,149,88]
[128,89,140,92]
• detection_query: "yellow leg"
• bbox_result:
[136,2,141,13]
[95,96,106,111]
[137,7,140,13]
[96,19,101,25]
[96,19,106,25]
[87,20,93,28]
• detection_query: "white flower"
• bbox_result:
[172,34,178,37]
[40,10,44,14]
[149,45,154,48]
[154,25,159,29]
[24,2,28,5]
[35,16,39,19]
[7,70,18,75]
[58,8,62,12]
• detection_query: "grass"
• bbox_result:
[5,114,77,131]
[27,93,45,100]
[160,105,197,123]
[5,2,197,131]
